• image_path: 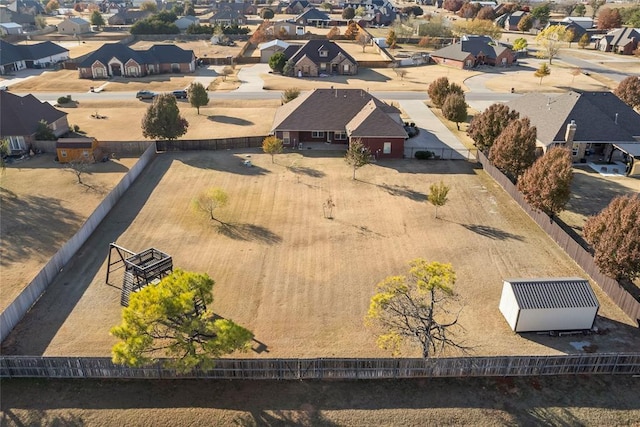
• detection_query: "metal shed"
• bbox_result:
[499,278,599,332]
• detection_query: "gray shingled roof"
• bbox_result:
[78,43,193,68]
[608,27,640,48]
[296,7,330,21]
[347,100,408,138]
[431,36,509,61]
[287,39,357,68]
[506,278,599,310]
[272,88,401,133]
[0,40,68,66]
[507,91,640,146]
[0,91,67,137]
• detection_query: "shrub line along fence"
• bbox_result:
[477,151,640,324]
[0,144,158,343]
[1,354,638,379]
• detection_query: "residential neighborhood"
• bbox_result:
[0,0,639,423]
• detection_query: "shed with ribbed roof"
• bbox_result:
[499,278,599,332]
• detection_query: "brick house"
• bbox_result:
[430,35,514,69]
[285,39,358,77]
[77,43,195,79]
[271,88,407,158]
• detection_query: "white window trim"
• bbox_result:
[312,131,325,138]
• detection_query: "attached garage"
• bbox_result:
[499,278,599,333]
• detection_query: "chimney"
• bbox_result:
[565,120,577,146]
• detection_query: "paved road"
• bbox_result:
[557,52,639,83]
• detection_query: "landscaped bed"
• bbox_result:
[2,151,637,358]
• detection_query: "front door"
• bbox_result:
[111,63,122,76]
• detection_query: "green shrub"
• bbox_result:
[415,150,434,160]
[57,95,72,104]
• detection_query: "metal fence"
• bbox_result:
[478,151,640,324]
[405,146,477,161]
[156,136,265,151]
[2,354,638,379]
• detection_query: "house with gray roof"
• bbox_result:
[295,7,330,27]
[58,17,91,35]
[0,40,69,74]
[209,6,246,25]
[174,15,199,31]
[0,91,69,155]
[77,43,195,79]
[107,10,152,25]
[430,35,514,69]
[271,88,407,158]
[507,91,640,175]
[595,27,640,55]
[495,11,528,31]
[285,39,357,77]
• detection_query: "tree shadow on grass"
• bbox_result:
[377,183,427,202]
[0,187,84,267]
[461,224,524,241]
[217,222,282,245]
[207,115,254,126]
[286,165,325,178]
[234,408,339,427]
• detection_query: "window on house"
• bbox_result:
[282,131,290,144]
[171,63,180,72]
[383,142,391,154]
[572,143,579,157]
[343,64,350,73]
[334,131,347,140]
[320,62,327,70]
[312,131,324,138]
[7,136,25,151]
[319,50,328,57]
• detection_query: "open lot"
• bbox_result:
[2,152,637,358]
[0,154,139,312]
[63,99,279,140]
[129,39,244,60]
[2,375,639,426]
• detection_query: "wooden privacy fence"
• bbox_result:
[2,354,638,379]
[477,151,640,324]
[156,136,265,151]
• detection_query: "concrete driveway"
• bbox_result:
[399,100,475,161]
[234,63,270,92]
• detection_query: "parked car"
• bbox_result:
[172,89,188,99]
[136,90,156,100]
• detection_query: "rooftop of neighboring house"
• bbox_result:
[0,40,68,66]
[286,39,357,66]
[506,91,640,145]
[77,43,194,68]
[0,91,67,137]
[431,35,510,61]
[272,88,402,133]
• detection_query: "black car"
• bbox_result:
[172,90,188,99]
[136,90,156,100]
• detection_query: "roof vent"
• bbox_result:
[615,113,618,125]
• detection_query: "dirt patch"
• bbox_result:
[2,152,637,358]
[2,376,639,426]
[0,154,139,311]
[129,39,244,60]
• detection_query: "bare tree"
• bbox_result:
[67,158,91,185]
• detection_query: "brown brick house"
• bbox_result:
[430,35,514,69]
[271,88,407,158]
[285,39,358,77]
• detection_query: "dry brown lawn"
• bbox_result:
[0,154,139,312]
[64,99,279,140]
[2,376,639,426]
[2,152,637,358]
[129,39,244,59]
[9,69,97,92]
[262,64,479,91]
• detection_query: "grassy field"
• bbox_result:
[2,152,638,358]
[2,376,639,426]
[0,155,139,311]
